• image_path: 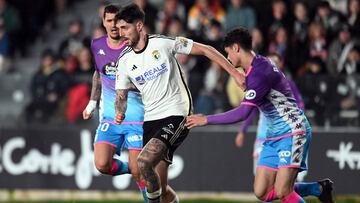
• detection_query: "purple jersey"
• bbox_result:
[91,35,144,122]
[240,55,308,139]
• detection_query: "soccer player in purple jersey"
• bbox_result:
[186,28,334,203]
[235,53,306,177]
[82,4,147,202]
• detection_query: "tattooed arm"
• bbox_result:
[114,89,128,124]
[83,71,101,120]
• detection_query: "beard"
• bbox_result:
[129,34,140,47]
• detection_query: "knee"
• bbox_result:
[254,188,268,201]
[274,187,291,200]
[95,159,112,175]
[137,157,153,173]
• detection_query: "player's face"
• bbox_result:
[117,20,140,47]
[225,45,241,67]
[103,13,120,40]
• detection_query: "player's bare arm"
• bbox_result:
[190,42,246,90]
[137,138,167,193]
[83,71,102,120]
[114,89,128,124]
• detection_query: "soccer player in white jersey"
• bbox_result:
[113,4,244,203]
[82,4,147,202]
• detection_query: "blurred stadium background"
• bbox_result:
[0,0,359,202]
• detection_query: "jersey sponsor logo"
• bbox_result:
[98,49,106,55]
[245,89,256,100]
[127,135,143,142]
[102,62,117,78]
[152,50,161,60]
[278,150,291,158]
[135,75,146,85]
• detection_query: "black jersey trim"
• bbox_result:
[118,46,132,60]
[175,57,193,116]
[134,34,149,54]
[149,34,175,41]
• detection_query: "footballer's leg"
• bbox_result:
[124,124,148,202]
[128,149,148,202]
[137,138,167,203]
[156,160,178,203]
[254,166,277,201]
[94,122,129,175]
[275,168,306,203]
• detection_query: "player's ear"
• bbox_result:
[136,20,144,32]
[233,44,240,53]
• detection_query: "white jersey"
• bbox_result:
[115,34,193,121]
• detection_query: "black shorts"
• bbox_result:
[143,116,189,164]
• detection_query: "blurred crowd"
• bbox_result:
[6,0,359,126]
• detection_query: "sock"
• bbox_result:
[147,188,161,203]
[109,159,129,175]
[263,187,277,202]
[294,182,321,197]
[281,191,306,203]
[136,180,148,203]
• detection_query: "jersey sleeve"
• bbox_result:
[241,72,270,107]
[115,59,130,90]
[172,36,194,55]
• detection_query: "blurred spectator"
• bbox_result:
[224,0,256,32]
[266,0,291,42]
[338,45,360,75]
[347,0,360,37]
[268,27,289,66]
[65,47,93,123]
[187,0,225,37]
[195,61,230,114]
[167,16,186,37]
[251,27,266,54]
[0,0,21,56]
[58,17,88,59]
[297,57,329,125]
[206,19,224,53]
[308,22,328,64]
[24,49,71,123]
[134,0,158,33]
[290,1,310,72]
[327,24,353,75]
[156,0,186,34]
[314,0,346,42]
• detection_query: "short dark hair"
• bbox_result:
[115,3,145,23]
[223,27,252,51]
[103,4,120,18]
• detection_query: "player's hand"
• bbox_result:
[185,114,208,129]
[235,132,245,148]
[82,109,93,120]
[83,100,97,120]
[114,112,125,124]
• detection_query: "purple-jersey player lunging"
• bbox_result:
[186,28,335,203]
